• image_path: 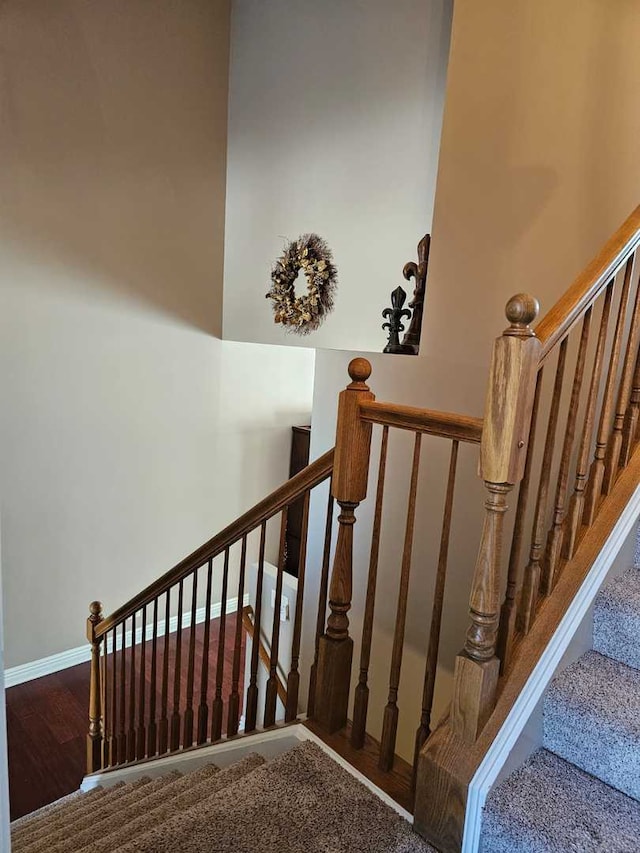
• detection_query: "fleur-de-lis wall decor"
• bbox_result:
[381,234,431,355]
[382,286,412,353]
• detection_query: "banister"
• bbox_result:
[536,205,640,361]
[96,448,335,637]
[358,400,483,444]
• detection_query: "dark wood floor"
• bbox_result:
[6,617,245,820]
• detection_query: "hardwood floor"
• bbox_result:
[6,616,245,820]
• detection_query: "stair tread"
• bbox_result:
[543,650,640,799]
[117,754,267,853]
[72,763,224,853]
[15,774,170,853]
[12,777,148,852]
[121,742,432,853]
[594,567,640,670]
[482,748,640,853]
[10,785,107,839]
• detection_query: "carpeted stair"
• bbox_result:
[482,564,640,852]
[11,742,434,853]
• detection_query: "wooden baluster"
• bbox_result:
[352,426,389,749]
[498,371,541,666]
[286,492,310,722]
[147,598,159,757]
[604,254,640,491]
[543,310,592,594]
[136,604,147,760]
[118,621,127,763]
[518,342,567,633]
[158,590,170,754]
[127,612,137,762]
[101,629,108,769]
[108,628,117,766]
[211,550,230,741]
[414,440,458,777]
[170,580,184,751]
[228,542,246,736]
[265,511,288,727]
[380,432,422,771]
[584,257,635,523]
[307,486,334,717]
[452,295,540,744]
[245,523,266,732]
[621,348,640,467]
[86,601,104,773]
[198,559,214,743]
[316,359,374,734]
[183,570,199,748]
[563,283,614,559]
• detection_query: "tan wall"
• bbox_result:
[0,0,315,669]
[424,0,640,407]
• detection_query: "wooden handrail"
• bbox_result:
[242,606,287,705]
[96,448,334,637]
[536,205,640,360]
[359,400,483,444]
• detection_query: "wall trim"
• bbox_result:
[462,483,640,853]
[4,594,250,689]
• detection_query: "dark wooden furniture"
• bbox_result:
[285,426,311,577]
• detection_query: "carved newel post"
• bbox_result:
[315,358,374,733]
[451,294,540,743]
[86,600,104,773]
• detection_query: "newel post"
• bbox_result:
[315,357,374,733]
[86,600,104,773]
[451,295,540,744]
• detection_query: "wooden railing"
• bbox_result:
[85,206,640,850]
[86,449,334,772]
[415,204,640,851]
[85,358,483,794]
[312,358,483,775]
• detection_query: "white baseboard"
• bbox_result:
[4,594,250,689]
[462,484,640,853]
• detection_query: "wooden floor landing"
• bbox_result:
[303,718,415,814]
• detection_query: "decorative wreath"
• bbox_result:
[266,233,337,334]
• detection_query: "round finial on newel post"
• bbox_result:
[504,293,539,338]
[89,601,103,622]
[347,357,372,389]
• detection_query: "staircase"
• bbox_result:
[482,549,640,851]
[11,742,434,853]
[12,204,640,851]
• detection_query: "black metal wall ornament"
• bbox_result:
[382,286,413,353]
[381,233,431,355]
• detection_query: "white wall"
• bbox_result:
[223,0,453,352]
[0,0,315,671]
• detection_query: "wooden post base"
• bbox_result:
[414,723,472,853]
[86,734,102,774]
[451,653,500,744]
[314,634,353,733]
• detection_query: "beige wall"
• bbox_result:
[423,0,640,408]
[0,0,315,669]
[304,0,640,757]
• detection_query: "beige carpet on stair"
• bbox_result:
[12,741,434,853]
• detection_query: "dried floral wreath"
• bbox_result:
[265,233,337,334]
